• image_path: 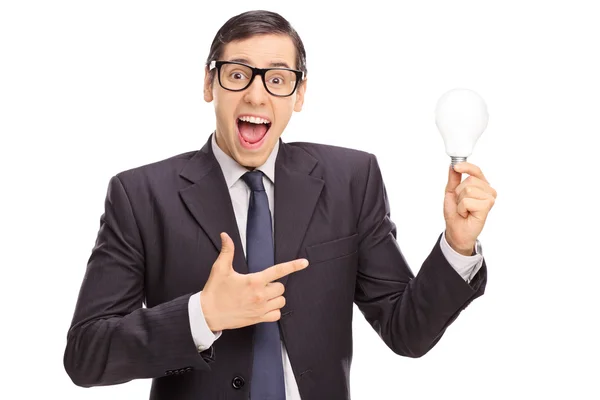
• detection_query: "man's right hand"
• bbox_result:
[200,232,309,332]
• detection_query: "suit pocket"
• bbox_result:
[305,233,359,265]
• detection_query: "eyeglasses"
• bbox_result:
[209,60,305,97]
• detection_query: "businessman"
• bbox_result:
[64,10,497,400]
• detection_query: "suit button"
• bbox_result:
[232,376,245,389]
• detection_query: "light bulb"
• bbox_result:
[435,88,489,168]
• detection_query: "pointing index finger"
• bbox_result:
[259,259,309,283]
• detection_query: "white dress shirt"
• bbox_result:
[187,133,484,399]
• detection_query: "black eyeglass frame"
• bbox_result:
[209,60,305,98]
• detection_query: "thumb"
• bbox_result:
[215,232,235,272]
[445,164,462,194]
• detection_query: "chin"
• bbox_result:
[235,153,268,169]
[234,143,275,167]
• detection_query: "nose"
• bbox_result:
[243,75,268,106]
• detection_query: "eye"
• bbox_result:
[230,71,249,80]
[269,75,285,85]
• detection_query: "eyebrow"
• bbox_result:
[228,58,292,69]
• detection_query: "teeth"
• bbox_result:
[239,115,270,125]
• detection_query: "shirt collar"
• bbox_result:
[211,132,279,188]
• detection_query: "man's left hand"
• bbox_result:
[444,162,497,256]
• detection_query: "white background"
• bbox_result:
[1,0,599,399]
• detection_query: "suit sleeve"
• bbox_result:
[353,154,487,358]
[64,175,213,387]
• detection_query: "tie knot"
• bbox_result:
[242,170,266,191]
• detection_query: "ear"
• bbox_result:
[204,66,214,103]
[293,77,307,112]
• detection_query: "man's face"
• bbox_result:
[204,34,306,168]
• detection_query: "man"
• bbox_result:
[64,10,497,400]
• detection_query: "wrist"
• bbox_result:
[445,232,475,256]
[200,291,221,332]
[454,247,474,256]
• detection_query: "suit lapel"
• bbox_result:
[178,136,248,275]
[274,141,324,287]
[178,136,324,281]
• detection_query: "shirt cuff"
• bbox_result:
[440,230,484,283]
[188,291,222,352]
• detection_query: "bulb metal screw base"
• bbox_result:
[450,156,467,170]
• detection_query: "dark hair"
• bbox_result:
[206,10,307,80]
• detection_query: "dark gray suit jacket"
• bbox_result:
[64,135,487,399]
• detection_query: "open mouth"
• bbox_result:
[236,115,272,149]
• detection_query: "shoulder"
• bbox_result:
[111,150,199,192]
[284,142,383,200]
[284,141,375,170]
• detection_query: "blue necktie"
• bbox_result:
[242,170,286,400]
